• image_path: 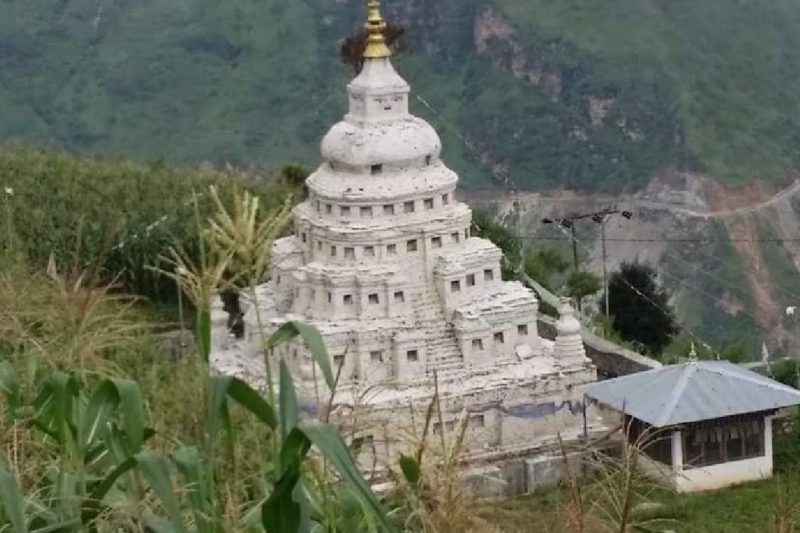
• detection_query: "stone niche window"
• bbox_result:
[494,332,504,344]
[404,201,415,213]
[472,338,484,351]
[326,204,333,214]
[343,294,354,305]
[344,247,355,259]
[445,420,456,432]
[466,274,476,287]
[432,236,442,248]
[330,246,337,257]
[360,206,372,218]
[484,269,494,281]
[451,280,461,293]
[334,354,345,367]
[470,414,485,428]
[340,206,351,216]
[370,350,384,363]
[406,349,419,362]
[317,241,323,251]
[300,232,307,243]
[407,239,418,252]
[384,204,395,215]
[424,198,434,210]
[394,291,405,303]
[364,246,376,257]
[442,193,450,205]
[425,155,432,166]
[518,324,529,336]
[327,292,332,303]
[368,293,379,304]
[451,232,460,243]
[371,164,383,175]
[387,243,397,255]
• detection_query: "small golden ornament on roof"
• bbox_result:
[363,0,391,59]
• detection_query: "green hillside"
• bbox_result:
[2,0,800,191]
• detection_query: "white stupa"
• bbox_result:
[212,1,598,481]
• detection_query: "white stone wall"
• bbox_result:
[211,32,600,473]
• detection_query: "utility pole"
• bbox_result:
[543,208,632,315]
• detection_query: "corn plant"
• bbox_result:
[0,362,149,531]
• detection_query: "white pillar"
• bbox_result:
[671,430,683,472]
[765,415,774,474]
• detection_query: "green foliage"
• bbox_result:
[0,145,301,301]
[471,210,521,279]
[524,248,569,289]
[607,262,680,355]
[3,1,799,190]
[565,270,601,300]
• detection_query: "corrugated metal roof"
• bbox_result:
[583,360,800,427]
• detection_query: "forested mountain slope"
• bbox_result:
[2,0,800,191]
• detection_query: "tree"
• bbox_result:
[607,262,679,355]
[471,210,522,279]
[565,270,602,312]
[525,248,569,289]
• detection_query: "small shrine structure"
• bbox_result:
[584,360,800,492]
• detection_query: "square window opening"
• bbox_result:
[368,293,379,304]
[466,274,476,286]
[494,332,504,344]
[404,201,415,213]
[518,324,529,336]
[484,269,494,281]
[326,204,332,214]
[371,164,383,175]
[432,236,442,248]
[387,244,397,255]
[442,194,450,205]
[451,280,461,293]
[424,198,434,210]
[451,232,460,243]
[370,351,383,363]
[384,204,395,215]
[406,350,419,362]
[394,291,405,303]
[407,239,418,252]
[334,354,344,367]
[472,338,484,350]
[344,247,355,259]
[365,246,375,257]
[340,206,350,216]
[330,246,337,257]
[343,294,354,305]
[360,206,372,217]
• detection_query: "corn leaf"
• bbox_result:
[279,360,299,438]
[0,361,19,419]
[261,464,302,533]
[136,452,188,533]
[0,468,29,533]
[267,322,333,390]
[172,446,216,533]
[300,423,395,532]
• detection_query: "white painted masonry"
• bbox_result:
[210,6,600,472]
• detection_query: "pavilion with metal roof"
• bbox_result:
[584,360,800,492]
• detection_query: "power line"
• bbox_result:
[518,236,800,244]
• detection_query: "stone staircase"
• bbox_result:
[410,288,466,381]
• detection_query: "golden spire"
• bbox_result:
[363,0,391,59]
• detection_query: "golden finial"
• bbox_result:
[363,0,391,59]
